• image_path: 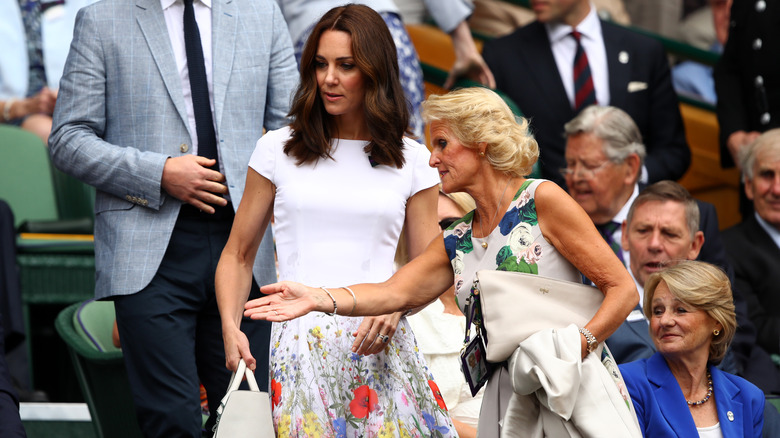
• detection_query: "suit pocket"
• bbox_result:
[94,193,135,215]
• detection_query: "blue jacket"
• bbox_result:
[620,353,764,437]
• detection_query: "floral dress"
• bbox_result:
[249,127,456,437]
[442,179,583,437]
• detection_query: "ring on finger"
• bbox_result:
[379,334,390,343]
[273,309,279,316]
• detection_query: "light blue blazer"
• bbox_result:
[620,353,765,437]
[49,0,298,298]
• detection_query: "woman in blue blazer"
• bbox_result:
[620,261,764,437]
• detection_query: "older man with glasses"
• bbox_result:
[562,105,644,266]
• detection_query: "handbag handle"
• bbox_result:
[226,358,260,393]
[216,359,260,417]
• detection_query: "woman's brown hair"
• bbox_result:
[284,4,409,168]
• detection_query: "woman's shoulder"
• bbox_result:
[258,126,293,144]
[619,357,652,380]
[400,136,429,156]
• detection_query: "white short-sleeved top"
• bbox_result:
[249,126,438,286]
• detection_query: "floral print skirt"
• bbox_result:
[269,314,456,437]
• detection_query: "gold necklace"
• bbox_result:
[476,178,513,249]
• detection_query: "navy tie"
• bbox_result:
[572,30,596,111]
[183,0,218,170]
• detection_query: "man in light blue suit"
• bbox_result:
[49,0,298,435]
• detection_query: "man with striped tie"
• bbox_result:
[482,0,690,189]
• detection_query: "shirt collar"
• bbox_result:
[545,2,601,44]
[161,0,211,11]
[755,212,780,249]
[613,184,639,225]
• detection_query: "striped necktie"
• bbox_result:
[596,221,624,264]
[572,29,596,111]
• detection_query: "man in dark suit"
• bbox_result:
[482,0,690,188]
[561,107,695,364]
[723,129,780,357]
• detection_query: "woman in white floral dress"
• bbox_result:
[215,5,455,437]
[246,87,640,437]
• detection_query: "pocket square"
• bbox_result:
[627,81,648,92]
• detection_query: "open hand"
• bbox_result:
[245,281,322,321]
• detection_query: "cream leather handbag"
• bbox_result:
[475,270,604,362]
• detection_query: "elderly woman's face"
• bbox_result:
[428,121,481,194]
[649,281,721,360]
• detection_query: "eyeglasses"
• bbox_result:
[439,217,461,230]
[559,160,613,179]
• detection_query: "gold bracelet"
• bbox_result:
[342,287,357,316]
[320,287,337,316]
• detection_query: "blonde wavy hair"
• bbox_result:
[643,260,736,364]
[421,87,539,178]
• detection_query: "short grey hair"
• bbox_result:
[564,105,647,166]
[740,128,780,180]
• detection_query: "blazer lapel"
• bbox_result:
[135,0,189,128]
[520,22,571,113]
[647,354,699,434]
[712,367,744,437]
[602,22,629,108]
[210,0,236,132]
[746,217,780,258]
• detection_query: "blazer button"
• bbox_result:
[180,143,189,153]
[756,0,766,12]
[727,411,734,421]
[753,38,762,50]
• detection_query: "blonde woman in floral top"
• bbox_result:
[245,87,640,437]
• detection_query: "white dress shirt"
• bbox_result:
[545,3,610,109]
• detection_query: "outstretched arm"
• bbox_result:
[246,233,455,321]
[216,169,275,371]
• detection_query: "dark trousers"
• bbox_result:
[114,206,271,438]
[0,313,26,438]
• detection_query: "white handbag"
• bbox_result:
[475,270,604,363]
[212,359,275,437]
